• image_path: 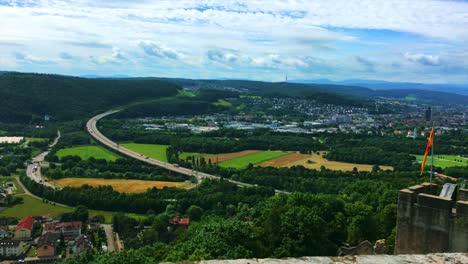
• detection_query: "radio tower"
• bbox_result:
[285,73,288,83]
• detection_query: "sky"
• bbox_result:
[1,0,468,83]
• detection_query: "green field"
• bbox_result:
[0,195,74,218]
[213,99,232,107]
[25,137,49,143]
[415,155,468,168]
[0,194,144,223]
[121,143,168,162]
[56,145,120,161]
[404,96,417,101]
[219,151,288,169]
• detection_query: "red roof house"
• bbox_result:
[15,216,35,239]
[16,216,34,231]
[169,216,190,226]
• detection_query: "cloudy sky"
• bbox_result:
[1,0,468,83]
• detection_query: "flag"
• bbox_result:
[420,128,435,176]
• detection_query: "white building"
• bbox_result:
[0,137,24,144]
[0,240,23,257]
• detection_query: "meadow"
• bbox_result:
[415,154,468,168]
[50,178,190,193]
[56,145,120,161]
[0,194,144,223]
[121,143,168,162]
[218,151,288,169]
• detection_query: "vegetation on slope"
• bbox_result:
[0,73,178,122]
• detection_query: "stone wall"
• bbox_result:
[395,183,468,254]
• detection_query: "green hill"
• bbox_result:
[0,72,179,123]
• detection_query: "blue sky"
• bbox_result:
[0,0,468,83]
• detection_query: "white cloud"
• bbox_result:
[0,0,467,82]
[138,41,182,60]
[404,52,441,66]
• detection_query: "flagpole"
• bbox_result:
[430,120,434,187]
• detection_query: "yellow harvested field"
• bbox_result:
[205,150,261,163]
[257,152,393,172]
[51,178,191,193]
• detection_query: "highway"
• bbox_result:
[26,131,62,190]
[87,110,286,193]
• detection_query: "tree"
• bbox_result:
[187,205,203,221]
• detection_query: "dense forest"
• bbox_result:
[0,73,178,122]
[55,167,426,263]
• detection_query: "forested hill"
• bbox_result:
[0,73,178,123]
[158,78,468,105]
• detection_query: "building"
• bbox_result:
[395,183,468,254]
[44,221,81,240]
[15,216,34,239]
[0,137,24,144]
[37,232,60,258]
[425,107,432,121]
[0,228,8,238]
[169,216,190,227]
[69,234,92,255]
[0,239,23,257]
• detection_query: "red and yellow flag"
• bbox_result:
[420,128,435,176]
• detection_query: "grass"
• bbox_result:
[177,90,196,97]
[56,145,120,161]
[0,193,144,223]
[25,137,49,143]
[404,96,417,101]
[121,143,168,162]
[0,195,74,219]
[50,178,191,193]
[213,99,232,107]
[219,151,288,169]
[415,154,468,168]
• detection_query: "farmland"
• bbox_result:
[219,151,288,169]
[56,145,120,161]
[415,155,468,168]
[121,143,168,162]
[258,152,394,172]
[50,178,190,193]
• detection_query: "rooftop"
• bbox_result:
[16,216,35,231]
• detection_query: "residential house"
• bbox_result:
[69,235,92,255]
[15,216,34,239]
[44,221,81,240]
[169,216,190,228]
[36,232,60,258]
[0,239,23,257]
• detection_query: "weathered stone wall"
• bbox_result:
[395,183,468,254]
[163,253,468,264]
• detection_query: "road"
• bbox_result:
[101,224,116,252]
[87,110,287,193]
[26,131,62,190]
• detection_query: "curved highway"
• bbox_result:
[86,110,273,191]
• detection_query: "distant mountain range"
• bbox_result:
[292,79,468,96]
